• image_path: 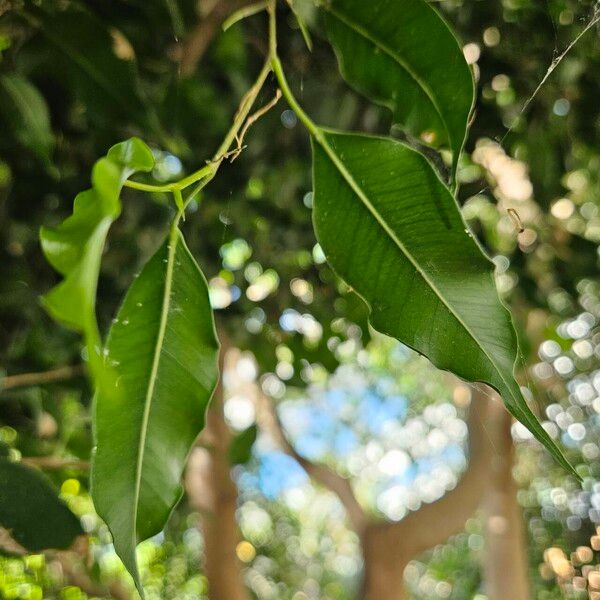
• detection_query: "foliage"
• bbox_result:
[0,0,599,597]
[32,0,576,588]
[0,459,82,552]
[323,0,474,178]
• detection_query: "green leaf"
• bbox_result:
[28,7,152,130]
[311,130,575,476]
[228,424,258,465]
[323,0,474,178]
[0,74,54,169]
[286,0,314,51]
[92,229,219,595]
[40,138,154,377]
[0,460,83,552]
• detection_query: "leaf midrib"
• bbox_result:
[132,226,179,543]
[326,5,451,150]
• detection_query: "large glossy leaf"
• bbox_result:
[311,130,575,476]
[323,0,474,178]
[0,460,83,552]
[0,74,54,169]
[40,138,154,377]
[92,230,219,594]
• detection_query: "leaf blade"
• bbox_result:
[0,74,54,169]
[91,230,219,592]
[40,138,154,375]
[323,0,474,177]
[311,130,575,476]
[27,6,153,131]
[0,460,83,552]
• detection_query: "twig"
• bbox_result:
[230,89,282,161]
[0,365,84,391]
[0,527,27,555]
[501,3,600,143]
[21,457,90,470]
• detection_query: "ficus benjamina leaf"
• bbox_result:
[92,230,219,595]
[310,129,576,477]
[322,0,474,179]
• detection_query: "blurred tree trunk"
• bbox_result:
[185,347,250,600]
[261,384,497,600]
[360,524,408,600]
[187,345,530,600]
[482,402,530,600]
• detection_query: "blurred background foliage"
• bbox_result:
[0,0,599,598]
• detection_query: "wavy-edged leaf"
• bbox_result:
[40,138,154,377]
[0,74,54,169]
[311,129,575,476]
[323,0,474,177]
[92,230,219,594]
[0,460,83,552]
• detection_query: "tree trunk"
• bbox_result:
[482,400,530,600]
[357,386,497,600]
[184,350,250,600]
[360,523,407,600]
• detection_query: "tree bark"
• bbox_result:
[360,522,409,600]
[184,347,250,600]
[482,400,530,600]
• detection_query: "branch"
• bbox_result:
[0,365,84,391]
[386,385,498,556]
[21,457,90,470]
[257,392,369,533]
[179,0,257,77]
[0,527,27,555]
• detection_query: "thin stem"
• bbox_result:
[21,457,90,470]
[175,51,274,220]
[223,0,269,31]
[271,56,320,139]
[125,53,273,220]
[173,187,184,212]
[213,58,273,161]
[123,180,174,193]
[172,163,215,191]
[268,2,321,140]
